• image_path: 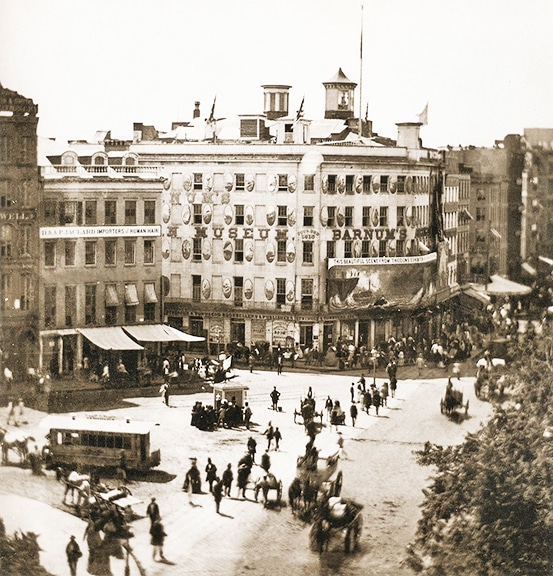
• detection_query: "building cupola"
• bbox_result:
[323,68,357,120]
[262,85,291,120]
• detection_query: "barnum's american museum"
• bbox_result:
[3,70,550,378]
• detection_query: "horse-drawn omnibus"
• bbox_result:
[42,415,161,472]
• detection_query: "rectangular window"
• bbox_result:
[85,284,96,325]
[396,239,405,256]
[84,201,97,225]
[61,201,82,225]
[361,240,371,257]
[277,240,286,263]
[235,173,245,191]
[362,206,371,227]
[327,206,336,227]
[276,278,286,305]
[125,303,136,323]
[65,285,76,327]
[124,239,136,265]
[84,241,96,265]
[144,239,154,264]
[234,277,243,307]
[397,176,406,194]
[192,275,201,302]
[397,206,406,227]
[327,174,337,194]
[379,240,387,257]
[44,285,56,327]
[234,239,244,262]
[380,175,389,193]
[326,241,335,259]
[20,274,31,310]
[235,205,245,225]
[20,226,30,256]
[344,240,353,258]
[194,173,203,190]
[277,205,287,226]
[379,206,388,227]
[45,241,56,267]
[278,174,288,191]
[302,241,313,264]
[43,200,57,225]
[345,175,354,194]
[345,206,353,227]
[301,278,313,311]
[105,200,117,225]
[303,206,314,227]
[193,204,202,224]
[105,239,116,266]
[363,175,372,193]
[144,200,156,224]
[304,175,314,191]
[64,241,76,266]
[476,207,486,221]
[193,238,202,261]
[125,201,137,225]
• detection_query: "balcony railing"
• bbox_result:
[41,165,163,178]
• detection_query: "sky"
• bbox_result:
[1,0,552,148]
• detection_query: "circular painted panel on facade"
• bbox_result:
[162,174,171,190]
[320,205,328,226]
[389,175,397,194]
[405,175,414,194]
[286,280,295,302]
[244,278,253,300]
[202,239,212,260]
[162,238,170,259]
[266,241,275,263]
[266,205,276,226]
[245,173,255,192]
[322,175,328,194]
[182,204,191,224]
[352,238,362,258]
[405,206,413,227]
[203,204,212,224]
[336,206,345,227]
[286,241,296,263]
[222,173,232,192]
[224,204,234,225]
[245,205,254,226]
[181,239,191,260]
[387,240,395,257]
[245,240,254,262]
[162,203,171,224]
[223,240,233,261]
[288,174,297,193]
[355,174,363,193]
[186,191,195,203]
[288,208,296,227]
[371,240,379,257]
[337,174,346,194]
[203,173,213,191]
[222,277,232,299]
[183,173,193,192]
[267,174,277,193]
[264,280,275,301]
[371,208,379,227]
[371,175,380,193]
[202,278,211,300]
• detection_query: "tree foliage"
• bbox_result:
[0,518,54,576]
[412,326,553,576]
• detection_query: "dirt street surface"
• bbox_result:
[0,367,493,576]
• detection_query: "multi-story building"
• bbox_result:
[0,84,41,379]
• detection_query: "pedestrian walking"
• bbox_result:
[270,386,281,410]
[248,353,255,373]
[213,477,224,513]
[159,382,168,404]
[452,361,461,380]
[324,395,333,422]
[390,376,397,398]
[149,516,167,561]
[416,353,425,377]
[264,421,274,451]
[372,385,381,416]
[380,381,389,407]
[273,427,282,450]
[276,350,283,375]
[146,497,160,525]
[243,402,252,429]
[163,382,171,406]
[6,398,16,425]
[65,535,82,576]
[247,436,257,462]
[350,383,355,403]
[350,402,358,426]
[306,386,313,399]
[261,449,271,472]
[205,457,218,493]
[222,463,233,496]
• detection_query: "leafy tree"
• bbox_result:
[411,323,553,576]
[0,518,54,576]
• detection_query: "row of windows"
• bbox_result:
[0,272,32,311]
[1,223,33,259]
[43,199,156,226]
[57,431,132,449]
[44,238,156,267]
[0,134,35,164]
[323,174,430,195]
[0,179,34,208]
[44,283,157,327]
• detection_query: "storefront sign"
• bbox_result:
[40,225,161,239]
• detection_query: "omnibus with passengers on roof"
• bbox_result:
[42,415,161,472]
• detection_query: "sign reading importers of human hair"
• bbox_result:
[39,225,161,238]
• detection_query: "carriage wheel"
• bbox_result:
[277,480,283,504]
[440,398,445,414]
[333,471,343,497]
[464,399,469,415]
[309,523,319,552]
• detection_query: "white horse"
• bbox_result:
[1,428,35,465]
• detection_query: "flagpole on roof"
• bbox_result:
[358,2,364,138]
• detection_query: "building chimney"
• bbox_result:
[396,122,422,149]
[193,101,200,119]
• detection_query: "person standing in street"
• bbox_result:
[350,401,358,426]
[65,535,82,576]
[150,516,167,561]
[247,436,257,462]
[147,497,160,526]
[264,421,274,451]
[276,349,284,375]
[273,427,282,450]
[205,457,218,493]
[270,386,281,410]
[325,395,333,422]
[222,463,233,496]
[261,449,271,472]
[213,476,224,513]
[243,402,252,429]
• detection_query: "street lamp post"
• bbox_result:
[371,348,378,387]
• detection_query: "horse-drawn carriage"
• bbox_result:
[440,380,469,417]
[309,496,363,554]
[237,455,283,507]
[294,398,323,428]
[474,357,507,401]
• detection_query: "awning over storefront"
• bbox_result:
[123,324,205,343]
[105,284,120,307]
[472,275,532,297]
[124,284,139,306]
[41,328,79,337]
[460,285,490,308]
[144,283,158,303]
[78,327,144,350]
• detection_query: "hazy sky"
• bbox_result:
[1,0,552,148]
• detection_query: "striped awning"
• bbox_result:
[78,327,144,350]
[124,284,139,306]
[123,324,205,343]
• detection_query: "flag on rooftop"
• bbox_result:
[296,96,305,121]
[418,102,428,125]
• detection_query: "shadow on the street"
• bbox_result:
[129,470,177,483]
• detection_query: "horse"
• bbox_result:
[1,429,35,465]
[58,467,92,505]
[288,477,303,512]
